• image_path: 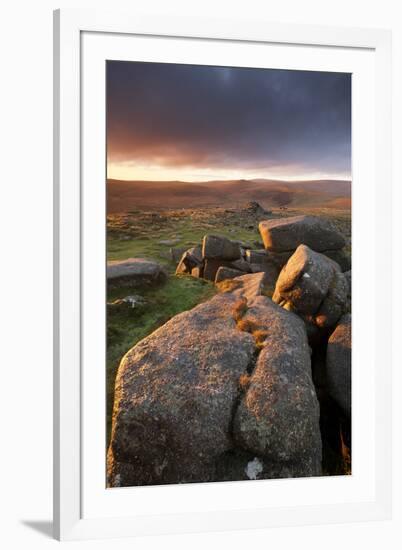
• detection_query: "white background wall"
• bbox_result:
[0,0,400,548]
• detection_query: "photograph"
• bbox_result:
[105,60,352,488]
[0,1,395,545]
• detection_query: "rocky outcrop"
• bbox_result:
[258,215,351,273]
[109,208,352,484]
[259,215,345,253]
[107,258,167,287]
[108,272,322,487]
[175,234,279,287]
[272,245,348,332]
[174,216,348,295]
[326,314,351,417]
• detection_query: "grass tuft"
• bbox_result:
[217,278,243,293]
[253,329,269,349]
[236,318,260,333]
[239,373,251,391]
[232,298,248,322]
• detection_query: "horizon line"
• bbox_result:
[107,176,352,184]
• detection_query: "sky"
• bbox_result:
[107,61,351,182]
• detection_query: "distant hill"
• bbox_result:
[107,178,351,213]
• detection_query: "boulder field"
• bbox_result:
[173,214,350,293]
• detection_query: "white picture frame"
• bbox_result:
[53,8,392,541]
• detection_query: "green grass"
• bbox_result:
[107,226,260,266]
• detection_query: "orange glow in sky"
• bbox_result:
[107,161,350,183]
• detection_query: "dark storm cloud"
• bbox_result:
[107,61,351,176]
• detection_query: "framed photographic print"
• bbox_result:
[54,9,392,541]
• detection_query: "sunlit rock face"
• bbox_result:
[272,245,349,336]
[259,215,345,253]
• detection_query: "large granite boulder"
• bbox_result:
[259,215,345,253]
[107,258,167,287]
[326,314,352,417]
[233,296,322,476]
[272,245,348,330]
[273,245,337,314]
[202,234,241,261]
[107,291,256,487]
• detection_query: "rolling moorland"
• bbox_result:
[107,178,351,212]
[106,179,351,481]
